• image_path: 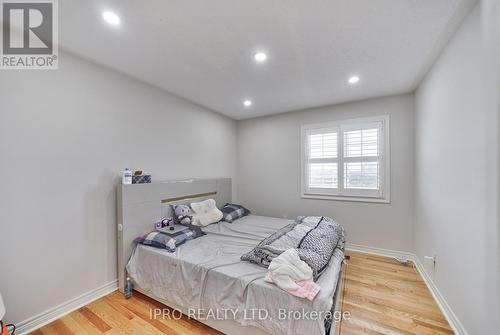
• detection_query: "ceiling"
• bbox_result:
[59,0,477,120]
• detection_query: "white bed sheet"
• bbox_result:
[127,215,344,335]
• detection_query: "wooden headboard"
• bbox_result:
[116,178,232,291]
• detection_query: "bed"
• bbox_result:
[117,178,346,335]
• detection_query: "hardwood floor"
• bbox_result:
[32,251,453,335]
[340,251,453,335]
[31,290,221,335]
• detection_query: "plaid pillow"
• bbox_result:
[221,203,251,223]
[134,226,205,252]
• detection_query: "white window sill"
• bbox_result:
[301,194,390,204]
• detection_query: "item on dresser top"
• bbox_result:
[133,170,143,176]
[190,198,223,226]
[134,225,205,252]
[241,216,345,280]
[264,248,320,301]
[172,204,194,226]
[132,174,151,184]
[122,168,132,185]
[220,203,251,223]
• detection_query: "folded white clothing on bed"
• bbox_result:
[264,248,320,301]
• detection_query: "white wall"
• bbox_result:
[481,0,500,330]
[415,4,499,333]
[0,52,236,324]
[236,94,414,252]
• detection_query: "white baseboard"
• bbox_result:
[16,280,118,335]
[345,243,468,335]
[345,242,414,260]
[411,256,468,335]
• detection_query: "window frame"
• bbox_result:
[300,115,390,203]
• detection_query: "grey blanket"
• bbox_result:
[241,216,344,279]
[128,215,345,335]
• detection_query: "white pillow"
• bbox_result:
[190,198,223,226]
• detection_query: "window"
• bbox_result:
[301,115,390,202]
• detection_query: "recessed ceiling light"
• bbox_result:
[102,11,121,26]
[243,99,252,107]
[254,52,267,63]
[348,75,360,84]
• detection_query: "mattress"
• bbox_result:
[127,215,344,335]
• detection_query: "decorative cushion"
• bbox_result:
[172,204,195,226]
[221,203,251,223]
[134,226,205,252]
[190,198,223,226]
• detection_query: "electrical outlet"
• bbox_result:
[424,255,436,267]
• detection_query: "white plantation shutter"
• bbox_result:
[342,123,382,192]
[306,130,338,190]
[301,116,389,201]
[309,132,337,159]
[309,163,338,188]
